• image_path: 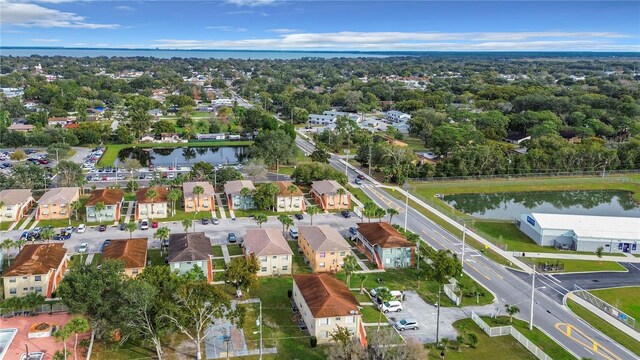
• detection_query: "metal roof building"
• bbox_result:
[518,213,639,253]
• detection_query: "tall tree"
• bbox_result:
[386,208,399,224]
[342,255,359,289]
[278,215,293,237]
[223,254,260,297]
[55,161,87,188]
[145,188,159,216]
[192,185,204,211]
[125,222,137,239]
[427,250,462,345]
[167,189,181,216]
[94,201,106,224]
[254,213,268,228]
[306,206,320,226]
[67,315,90,360]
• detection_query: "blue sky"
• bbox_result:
[1,0,639,51]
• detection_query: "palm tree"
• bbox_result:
[306,206,320,226]
[182,219,192,234]
[154,226,170,253]
[240,187,252,210]
[336,188,346,209]
[167,189,181,216]
[287,184,298,209]
[23,291,45,313]
[254,214,268,228]
[145,188,159,216]
[1,239,15,266]
[70,200,82,221]
[386,208,399,224]
[374,207,386,222]
[14,238,26,251]
[122,158,141,179]
[67,315,90,360]
[278,215,293,237]
[40,227,55,244]
[94,201,106,224]
[505,304,520,324]
[376,288,395,331]
[357,274,367,294]
[192,185,205,211]
[125,222,137,239]
[343,255,359,289]
[54,324,72,360]
[0,200,4,232]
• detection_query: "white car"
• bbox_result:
[140,219,149,230]
[78,243,88,253]
[77,224,86,233]
[379,300,403,313]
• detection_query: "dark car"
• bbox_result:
[341,210,351,218]
[100,239,112,252]
[294,213,304,220]
[227,233,237,243]
[119,222,126,230]
[357,174,365,180]
[201,218,209,225]
[99,224,107,232]
[349,227,357,236]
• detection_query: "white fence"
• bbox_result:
[443,278,461,306]
[574,286,636,330]
[470,311,553,360]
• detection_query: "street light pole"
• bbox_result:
[461,223,466,270]
[368,143,372,177]
[259,300,263,360]
[529,265,536,330]
[344,149,350,176]
[403,185,409,231]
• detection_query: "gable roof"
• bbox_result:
[4,244,67,277]
[311,180,344,195]
[224,180,255,195]
[294,273,360,318]
[183,182,214,198]
[101,238,148,268]
[38,187,79,205]
[275,181,303,196]
[86,189,124,206]
[243,228,293,257]
[136,187,168,203]
[168,232,211,262]
[356,222,413,248]
[0,189,33,205]
[299,225,350,252]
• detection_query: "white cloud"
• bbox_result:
[29,38,60,42]
[115,5,135,11]
[152,30,638,51]
[226,10,253,15]
[205,25,247,32]
[0,0,120,29]
[266,28,299,34]
[224,0,277,6]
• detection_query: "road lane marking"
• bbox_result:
[555,323,622,360]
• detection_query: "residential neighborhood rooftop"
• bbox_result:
[135,186,169,203]
[101,238,148,269]
[86,188,124,206]
[224,180,255,195]
[0,189,32,204]
[243,228,293,257]
[168,232,211,262]
[356,222,413,248]
[38,187,79,205]
[3,244,67,277]
[294,273,360,318]
[275,181,303,196]
[310,180,344,195]
[299,225,350,252]
[182,181,215,198]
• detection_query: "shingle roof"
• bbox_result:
[356,222,413,248]
[294,273,360,318]
[183,182,214,198]
[136,187,168,203]
[299,225,350,252]
[311,180,344,195]
[38,187,79,205]
[101,238,148,269]
[4,244,67,277]
[86,189,124,206]
[275,181,303,196]
[243,228,293,257]
[224,180,255,195]
[168,232,211,262]
[0,189,33,205]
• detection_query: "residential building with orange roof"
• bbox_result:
[101,238,148,277]
[0,189,34,222]
[2,243,68,299]
[298,225,351,273]
[85,188,124,222]
[355,222,415,269]
[310,180,351,211]
[183,182,215,213]
[135,187,168,220]
[275,181,305,213]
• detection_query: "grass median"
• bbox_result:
[520,257,626,273]
[588,286,640,321]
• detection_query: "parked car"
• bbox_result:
[212,218,220,225]
[341,210,351,218]
[100,239,112,252]
[119,222,126,230]
[379,300,403,313]
[99,224,107,232]
[201,218,209,225]
[78,243,89,253]
[294,213,304,220]
[65,226,74,234]
[370,287,388,297]
[140,219,149,230]
[394,319,419,331]
[348,227,358,237]
[152,220,159,228]
[227,233,237,243]
[289,228,299,239]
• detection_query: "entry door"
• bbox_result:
[622,243,630,253]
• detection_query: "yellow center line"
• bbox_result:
[555,323,622,360]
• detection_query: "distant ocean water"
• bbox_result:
[1,47,638,60]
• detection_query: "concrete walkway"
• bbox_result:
[515,252,640,263]
[221,244,231,265]
[17,212,35,230]
[123,201,134,223]
[215,194,227,219]
[28,220,39,230]
[566,292,640,341]
[7,220,19,231]
[84,253,95,265]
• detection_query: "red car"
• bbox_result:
[152,220,159,228]
[38,159,49,164]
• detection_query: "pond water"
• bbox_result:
[442,190,640,220]
[116,146,248,167]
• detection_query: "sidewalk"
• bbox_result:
[221,244,231,265]
[516,252,640,263]
[215,194,227,219]
[123,201,134,223]
[565,292,640,342]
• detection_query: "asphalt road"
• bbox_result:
[295,135,638,360]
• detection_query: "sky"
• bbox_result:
[1,0,639,51]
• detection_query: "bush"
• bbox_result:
[467,332,478,348]
[287,289,293,298]
[310,336,317,348]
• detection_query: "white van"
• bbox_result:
[379,300,403,313]
[289,227,298,239]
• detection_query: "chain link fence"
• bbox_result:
[573,285,636,330]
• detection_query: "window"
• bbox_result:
[35,287,42,293]
[260,256,267,262]
[60,203,66,208]
[9,288,16,295]
[132,269,139,275]
[319,318,330,325]
[345,316,354,324]
[272,265,277,269]
[330,252,335,255]
[173,263,179,269]
[261,267,267,272]
[282,265,288,271]
[23,287,28,291]
[34,275,42,281]
[187,261,192,265]
[339,251,346,256]
[336,317,341,321]
[23,276,27,280]
[272,256,277,259]
[320,253,326,258]
[282,255,288,260]
[9,278,16,283]
[319,262,325,268]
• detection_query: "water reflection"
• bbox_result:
[116,146,247,167]
[443,190,640,220]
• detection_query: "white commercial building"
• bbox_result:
[386,110,411,123]
[518,213,640,253]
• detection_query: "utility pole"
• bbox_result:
[259,300,263,360]
[368,143,372,177]
[344,150,350,176]
[529,265,536,330]
[403,184,409,231]
[435,285,441,346]
[461,223,466,270]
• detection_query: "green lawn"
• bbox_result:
[97,141,254,167]
[163,210,212,223]
[288,241,312,275]
[0,221,12,231]
[226,244,244,256]
[91,253,102,265]
[521,257,627,273]
[212,245,224,257]
[482,316,574,359]
[37,218,83,228]
[360,305,383,323]
[473,221,560,253]
[68,254,85,269]
[146,249,167,266]
[589,286,640,321]
[567,299,640,357]
[233,209,301,218]
[213,258,226,269]
[430,318,537,360]
[402,136,428,151]
[345,185,373,204]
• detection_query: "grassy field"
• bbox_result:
[212,245,224,257]
[473,221,562,253]
[566,299,640,357]
[345,185,374,204]
[430,318,537,360]
[227,244,244,256]
[146,249,166,266]
[97,141,253,166]
[521,257,626,273]
[589,286,640,321]
[483,316,574,359]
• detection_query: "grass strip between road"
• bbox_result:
[566,299,640,357]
